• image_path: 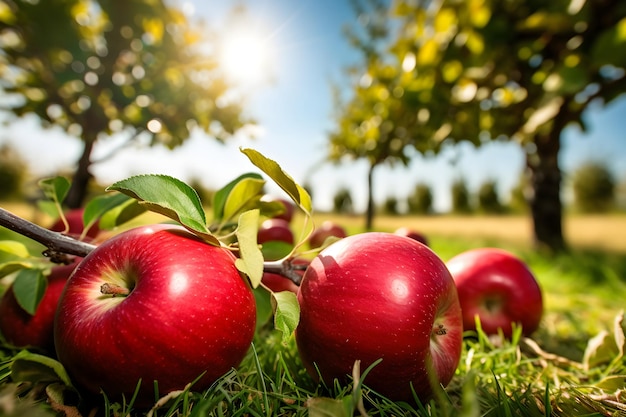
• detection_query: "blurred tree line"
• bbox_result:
[329,161,621,215]
[329,0,626,251]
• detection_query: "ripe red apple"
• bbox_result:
[0,261,79,353]
[394,227,429,246]
[308,220,347,248]
[53,224,256,407]
[49,208,100,240]
[446,247,543,338]
[296,232,463,403]
[257,218,294,245]
[261,195,295,223]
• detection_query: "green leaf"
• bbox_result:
[39,176,71,205]
[240,148,312,214]
[594,375,626,391]
[0,261,36,279]
[260,240,294,262]
[11,350,73,386]
[0,240,30,260]
[306,397,352,417]
[12,268,47,315]
[271,290,300,343]
[253,287,273,330]
[213,173,264,221]
[234,209,264,288]
[107,175,218,245]
[83,193,134,233]
[98,197,147,230]
[223,176,266,223]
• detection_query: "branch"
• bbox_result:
[263,259,307,286]
[0,207,96,261]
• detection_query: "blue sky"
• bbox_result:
[2,0,625,212]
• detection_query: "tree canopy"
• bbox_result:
[0,0,251,207]
[330,0,626,250]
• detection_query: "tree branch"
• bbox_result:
[0,207,96,261]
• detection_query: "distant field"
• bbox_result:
[2,201,624,253]
[310,212,626,253]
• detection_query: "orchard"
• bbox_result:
[0,148,624,416]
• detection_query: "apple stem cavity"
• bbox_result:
[100,283,131,297]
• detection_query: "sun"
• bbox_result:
[219,29,272,87]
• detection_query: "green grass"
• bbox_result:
[1,227,626,416]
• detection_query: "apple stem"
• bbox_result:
[433,323,448,336]
[100,283,130,296]
[263,259,306,285]
[0,208,96,262]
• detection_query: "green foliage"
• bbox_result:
[0,144,28,201]
[333,187,354,214]
[477,179,504,214]
[407,182,433,214]
[381,195,399,215]
[451,178,472,214]
[571,161,615,213]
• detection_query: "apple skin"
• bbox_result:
[308,220,347,248]
[394,227,429,246]
[0,261,79,353]
[49,208,100,240]
[53,224,256,407]
[296,232,463,403]
[446,248,543,338]
[257,218,294,245]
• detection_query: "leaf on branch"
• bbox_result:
[223,177,266,224]
[98,197,147,230]
[107,175,218,245]
[83,193,139,234]
[271,290,300,344]
[12,268,47,316]
[240,148,313,215]
[38,177,71,206]
[234,209,264,288]
[0,240,30,259]
[213,173,264,222]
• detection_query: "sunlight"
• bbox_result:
[220,29,272,87]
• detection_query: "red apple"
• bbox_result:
[308,220,347,248]
[257,218,294,245]
[261,195,295,223]
[394,227,429,246]
[446,248,543,338]
[49,208,100,240]
[0,261,79,353]
[53,224,256,407]
[296,232,463,403]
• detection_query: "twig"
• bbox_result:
[0,207,96,260]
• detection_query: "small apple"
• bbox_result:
[0,261,79,353]
[261,195,295,223]
[296,232,463,403]
[49,208,100,240]
[53,224,256,407]
[394,227,429,246]
[446,247,543,338]
[308,220,347,248]
[257,218,294,245]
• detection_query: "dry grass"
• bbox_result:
[311,212,626,253]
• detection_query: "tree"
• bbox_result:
[333,0,626,251]
[451,178,472,213]
[0,0,250,208]
[571,161,615,212]
[477,179,504,214]
[333,187,354,214]
[0,143,27,200]
[407,182,433,214]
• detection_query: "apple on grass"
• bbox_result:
[394,227,429,246]
[53,224,256,407]
[446,247,543,338]
[308,220,347,249]
[0,260,80,354]
[296,232,463,403]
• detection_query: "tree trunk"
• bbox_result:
[65,138,95,209]
[526,131,566,252]
[365,162,376,231]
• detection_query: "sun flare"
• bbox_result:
[220,29,272,86]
